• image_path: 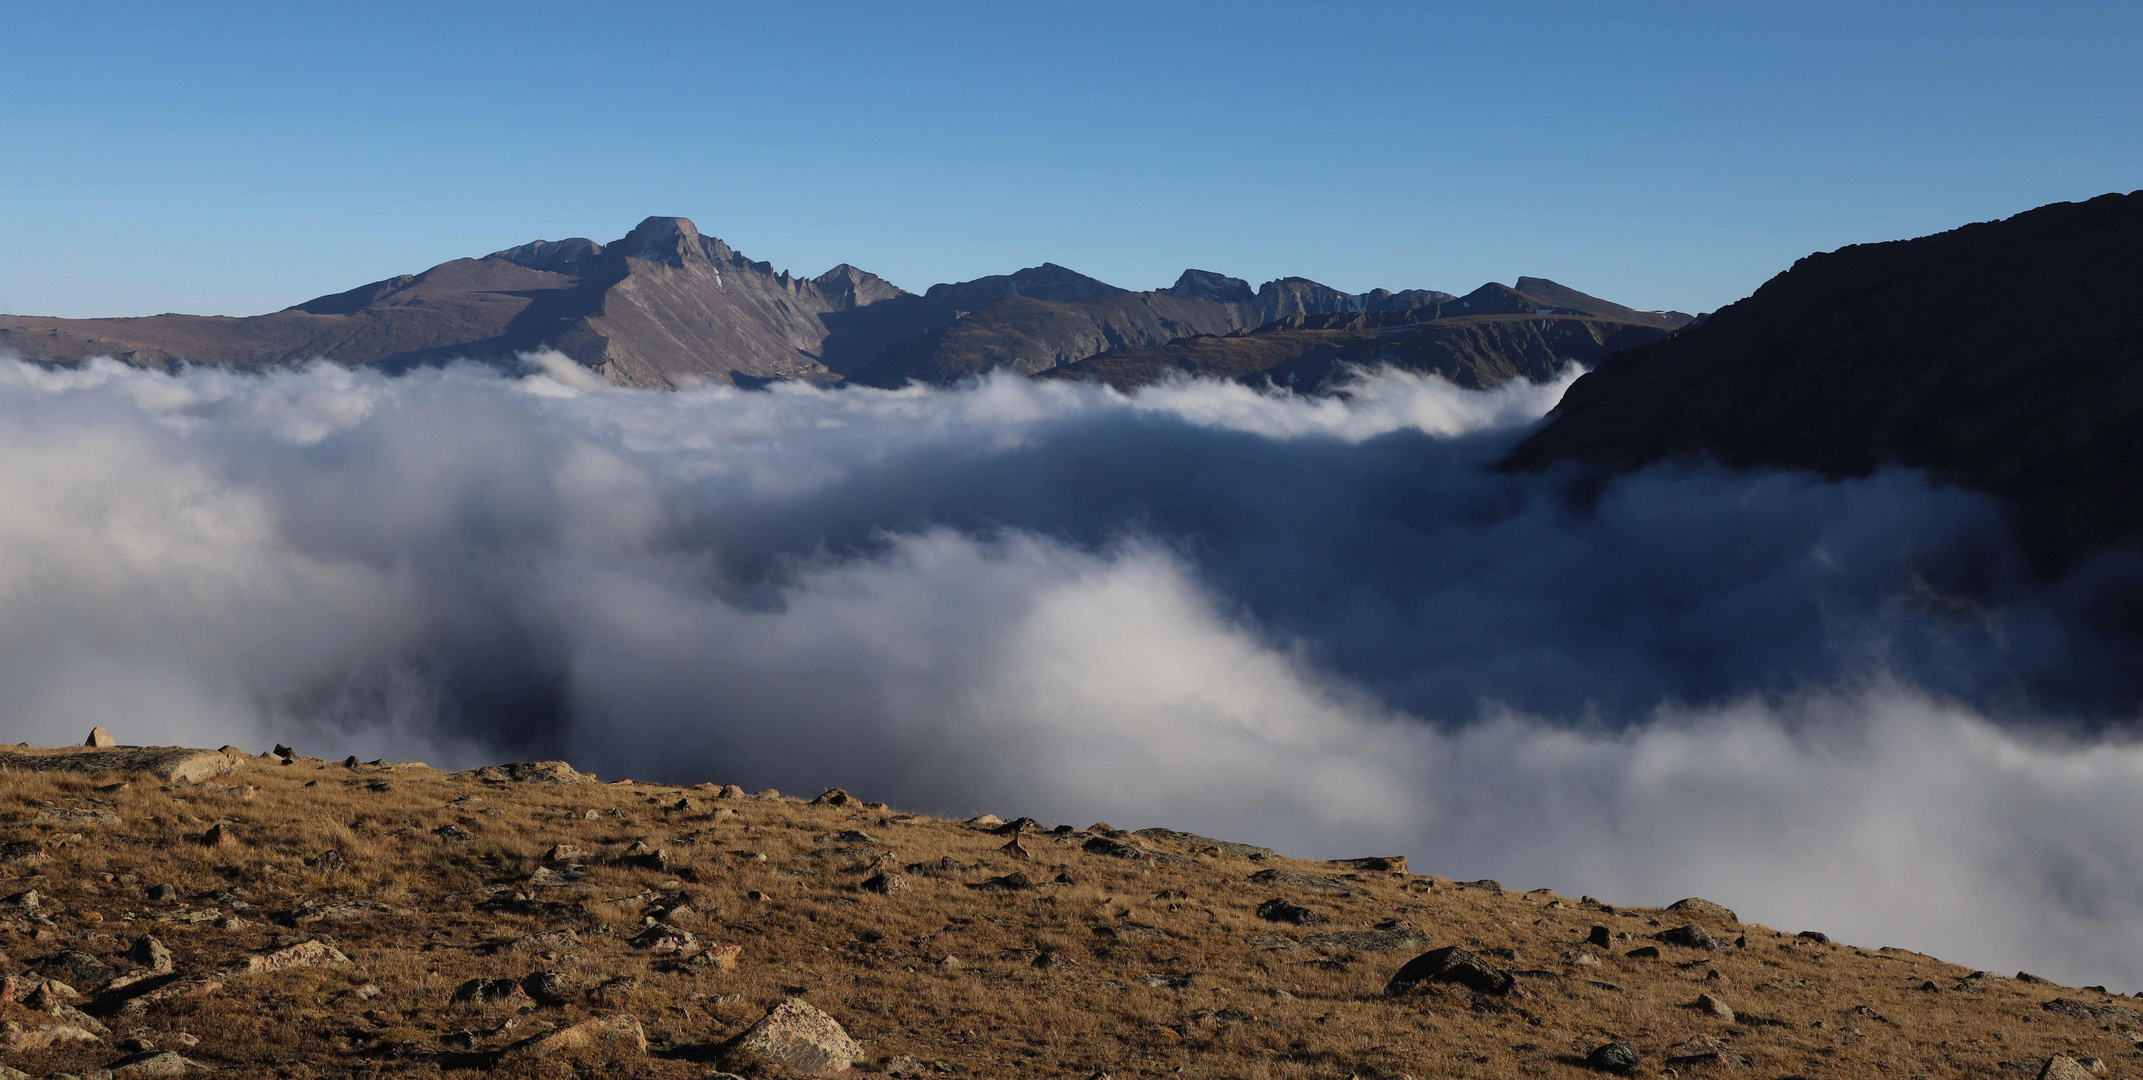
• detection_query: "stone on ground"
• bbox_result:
[1584,1041,1641,1075]
[501,1013,647,1059]
[720,997,861,1076]
[1385,946,1515,997]
[85,726,117,748]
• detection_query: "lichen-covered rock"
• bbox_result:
[464,760,595,784]
[720,997,861,1076]
[500,1013,647,1059]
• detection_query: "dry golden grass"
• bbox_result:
[0,743,2136,1079]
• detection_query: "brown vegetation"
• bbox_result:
[0,741,2134,1078]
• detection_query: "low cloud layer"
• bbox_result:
[4,355,2142,985]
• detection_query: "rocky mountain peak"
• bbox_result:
[1167,269,1256,305]
[615,216,709,267]
[487,236,605,274]
[813,263,908,308]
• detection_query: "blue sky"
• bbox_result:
[4,1,2138,318]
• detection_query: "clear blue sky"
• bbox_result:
[4,2,2138,318]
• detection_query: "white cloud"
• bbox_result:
[2,355,2141,986]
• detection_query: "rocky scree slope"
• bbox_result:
[0,735,2130,1079]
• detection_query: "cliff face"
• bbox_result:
[1502,191,2143,569]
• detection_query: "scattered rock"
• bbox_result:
[1583,1041,1641,1075]
[630,924,696,953]
[107,1049,210,1076]
[1081,835,1153,860]
[1667,897,1739,923]
[720,997,861,1076]
[965,814,1005,829]
[812,788,853,806]
[1255,898,1325,925]
[86,727,117,748]
[861,872,907,895]
[433,823,475,842]
[128,935,174,974]
[1244,868,1364,895]
[1656,924,1723,950]
[1,1019,103,1050]
[1586,925,1613,948]
[451,978,527,1006]
[715,784,747,799]
[2040,1055,2102,1080]
[464,761,596,784]
[885,1053,927,1077]
[1796,930,1831,944]
[1325,856,1407,873]
[1695,993,1735,1020]
[34,806,123,828]
[543,844,589,865]
[223,938,351,976]
[198,822,237,847]
[1663,1035,1748,1069]
[970,872,1035,892]
[1385,946,1515,997]
[500,1013,647,1060]
[588,975,639,1004]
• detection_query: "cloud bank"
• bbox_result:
[3,355,2142,986]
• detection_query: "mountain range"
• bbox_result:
[0,217,1690,390]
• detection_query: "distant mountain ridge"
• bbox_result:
[0,216,1689,391]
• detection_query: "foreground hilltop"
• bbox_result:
[0,737,2127,1079]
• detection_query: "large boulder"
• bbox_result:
[1385,946,1514,996]
[720,998,861,1076]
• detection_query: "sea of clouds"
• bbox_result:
[5,353,2143,986]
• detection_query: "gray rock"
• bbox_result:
[85,727,117,748]
[1244,868,1364,895]
[1667,896,1739,923]
[860,872,907,895]
[462,760,595,784]
[449,978,525,1006]
[520,971,572,1006]
[1583,1041,1641,1075]
[0,748,234,785]
[1656,924,1723,950]
[2040,1055,2102,1080]
[720,997,861,1077]
[1324,856,1407,873]
[1255,898,1325,925]
[1695,993,1734,1020]
[1586,925,1613,948]
[1385,946,1515,996]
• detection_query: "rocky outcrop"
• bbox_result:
[0,747,235,784]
